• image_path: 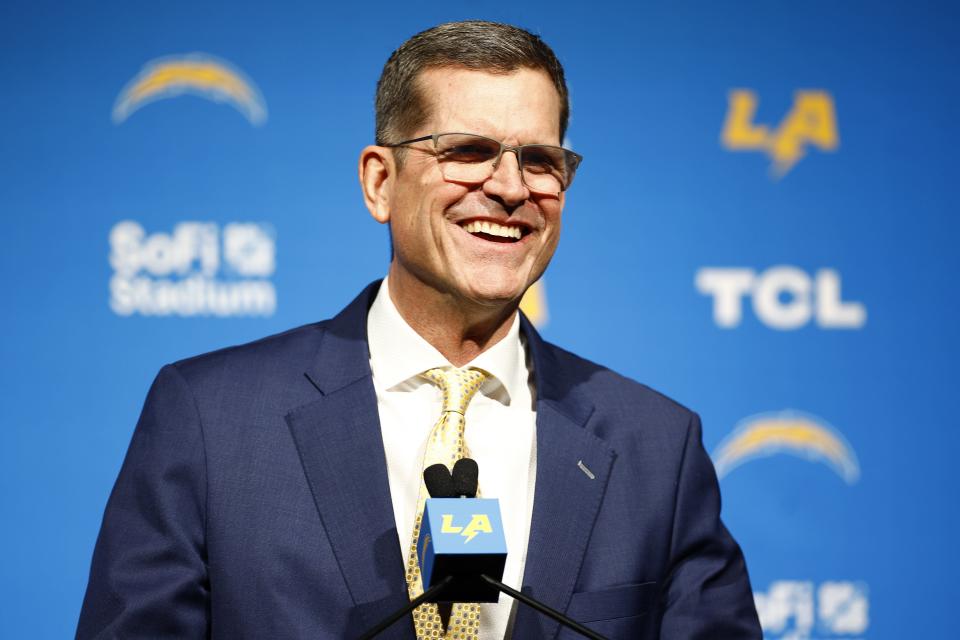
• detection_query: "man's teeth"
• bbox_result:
[462,220,523,240]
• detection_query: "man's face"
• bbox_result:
[385,67,565,309]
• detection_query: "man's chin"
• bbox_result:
[456,278,530,310]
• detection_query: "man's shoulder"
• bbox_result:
[538,338,696,429]
[168,320,331,391]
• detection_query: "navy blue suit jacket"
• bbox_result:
[78,281,761,639]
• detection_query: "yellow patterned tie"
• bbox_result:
[405,367,486,639]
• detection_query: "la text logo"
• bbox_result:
[722,90,838,177]
[441,514,493,543]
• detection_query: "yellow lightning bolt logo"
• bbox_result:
[441,514,493,543]
[721,89,838,178]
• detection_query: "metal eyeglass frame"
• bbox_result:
[384,132,583,193]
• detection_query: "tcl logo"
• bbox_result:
[695,267,866,330]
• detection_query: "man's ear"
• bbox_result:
[359,145,394,224]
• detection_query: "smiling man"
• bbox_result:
[360,64,568,366]
[78,21,761,640]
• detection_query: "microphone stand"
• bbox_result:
[355,574,608,640]
[480,574,607,640]
[356,576,452,640]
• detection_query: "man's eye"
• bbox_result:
[441,145,497,162]
[522,150,561,174]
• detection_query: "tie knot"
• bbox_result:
[422,367,487,414]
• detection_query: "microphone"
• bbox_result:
[358,459,608,640]
[452,458,478,498]
[417,458,506,603]
[424,463,456,498]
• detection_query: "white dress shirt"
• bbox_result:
[367,278,538,639]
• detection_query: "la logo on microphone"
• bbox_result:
[441,513,493,543]
[420,499,506,553]
[417,498,508,600]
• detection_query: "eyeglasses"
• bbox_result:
[385,132,583,194]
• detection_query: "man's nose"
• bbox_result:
[483,150,529,205]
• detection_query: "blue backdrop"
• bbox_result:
[2,1,958,637]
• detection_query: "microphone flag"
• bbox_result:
[416,497,507,602]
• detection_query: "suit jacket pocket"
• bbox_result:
[566,581,659,622]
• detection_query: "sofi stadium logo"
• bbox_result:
[109,221,276,317]
[721,90,838,177]
[754,580,869,638]
[113,53,267,125]
[695,266,866,330]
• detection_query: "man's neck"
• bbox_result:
[386,269,519,368]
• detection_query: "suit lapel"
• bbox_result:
[513,317,617,639]
[285,282,414,638]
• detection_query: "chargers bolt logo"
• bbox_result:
[712,410,860,484]
[112,53,267,126]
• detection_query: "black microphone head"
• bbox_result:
[452,458,479,498]
[423,464,455,498]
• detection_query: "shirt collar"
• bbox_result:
[367,277,527,406]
